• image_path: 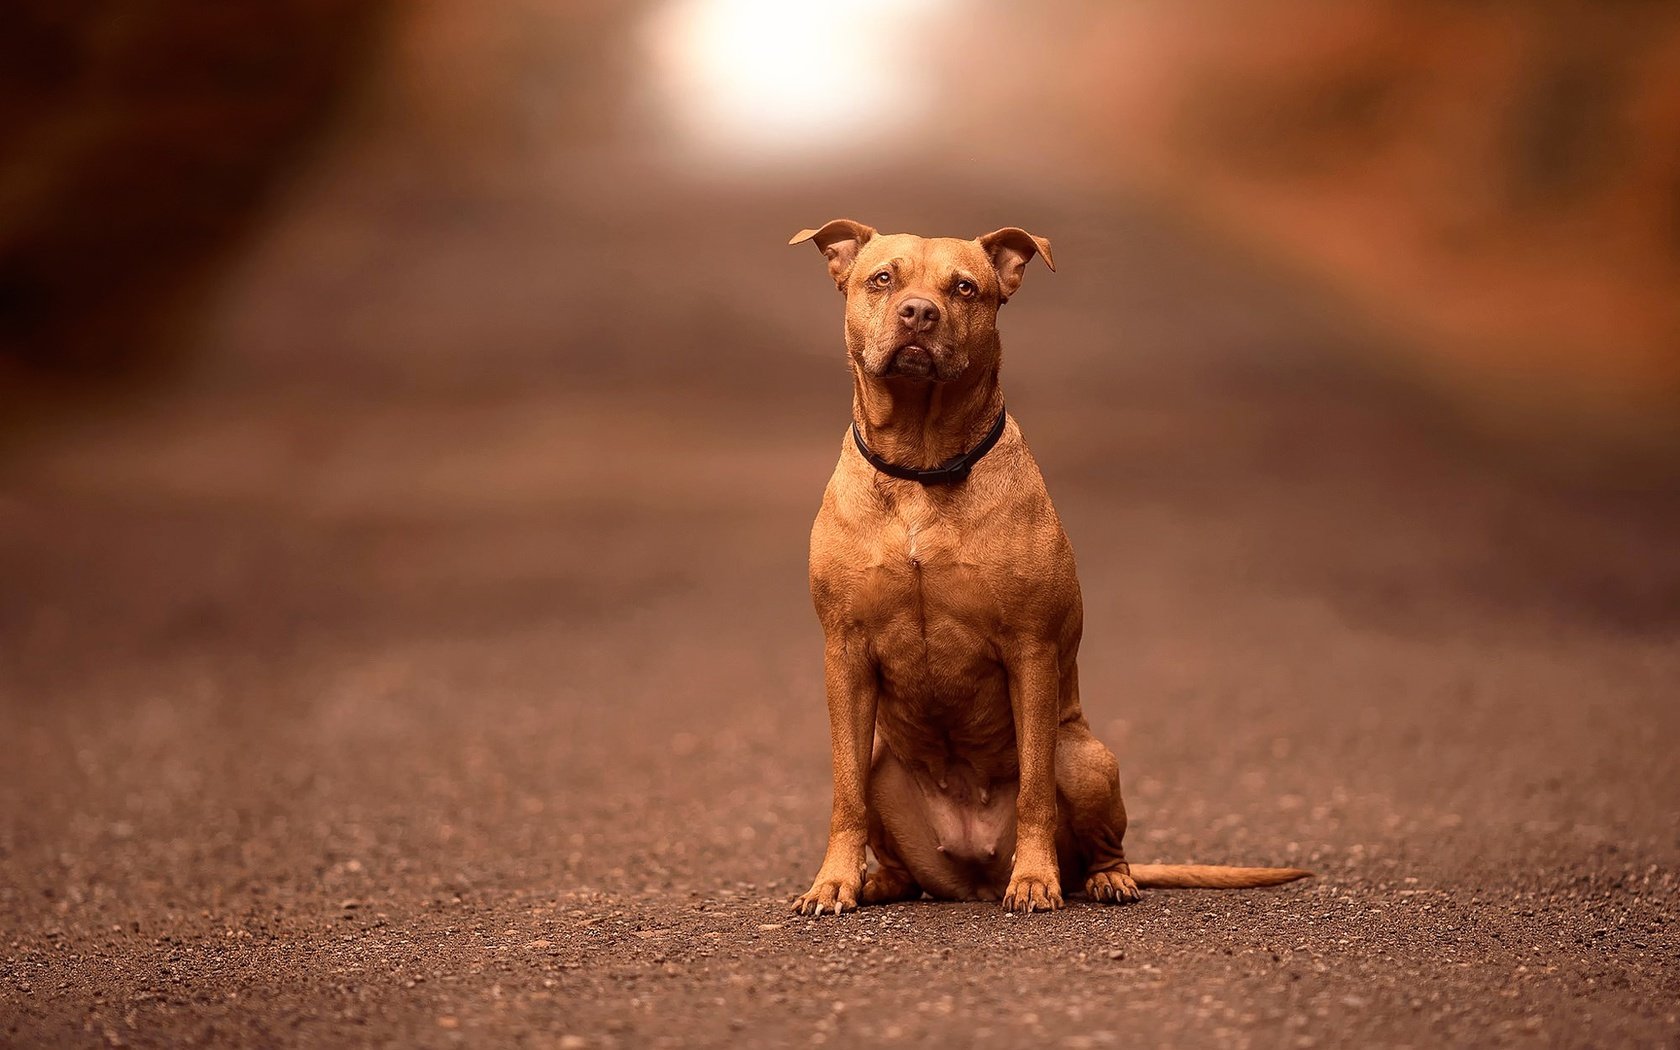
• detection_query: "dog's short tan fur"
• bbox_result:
[789,220,1310,915]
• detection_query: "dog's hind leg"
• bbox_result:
[1056,720,1142,904]
[862,844,921,904]
[860,747,924,904]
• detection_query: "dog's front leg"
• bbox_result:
[793,636,877,916]
[1003,642,1064,912]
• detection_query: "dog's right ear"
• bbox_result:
[789,220,876,292]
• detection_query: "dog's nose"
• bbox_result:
[897,297,940,332]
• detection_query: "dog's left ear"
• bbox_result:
[790,219,876,292]
[976,227,1054,303]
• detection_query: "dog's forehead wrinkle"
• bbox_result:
[860,234,987,277]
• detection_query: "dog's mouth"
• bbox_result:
[864,334,965,382]
[890,344,935,379]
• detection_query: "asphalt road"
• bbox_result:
[3,158,1679,1046]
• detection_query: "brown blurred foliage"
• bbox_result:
[1065,0,1680,447]
[0,0,389,371]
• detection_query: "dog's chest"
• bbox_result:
[842,510,999,639]
[827,504,1022,760]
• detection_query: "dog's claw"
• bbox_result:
[1002,872,1064,914]
[792,873,861,918]
[1085,869,1141,905]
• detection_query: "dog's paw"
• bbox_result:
[1002,871,1063,914]
[1085,868,1141,905]
[792,873,862,916]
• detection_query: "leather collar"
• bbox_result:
[850,405,1008,485]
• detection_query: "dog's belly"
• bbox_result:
[871,745,1019,899]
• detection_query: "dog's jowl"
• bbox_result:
[789,221,1310,915]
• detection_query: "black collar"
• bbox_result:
[851,405,1008,485]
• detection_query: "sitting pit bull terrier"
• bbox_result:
[789,220,1310,915]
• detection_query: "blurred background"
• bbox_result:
[3,0,1678,452]
[3,2,1679,1044]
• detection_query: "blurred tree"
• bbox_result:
[0,1,391,375]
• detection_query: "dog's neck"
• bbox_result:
[850,357,1005,471]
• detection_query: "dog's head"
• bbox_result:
[790,221,1053,383]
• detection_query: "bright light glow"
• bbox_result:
[645,0,944,156]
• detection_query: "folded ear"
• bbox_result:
[976,227,1054,302]
[789,219,877,291]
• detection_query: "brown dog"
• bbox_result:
[789,220,1310,915]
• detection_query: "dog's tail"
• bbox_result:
[1127,864,1312,889]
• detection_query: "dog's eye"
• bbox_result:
[870,271,892,288]
[955,279,977,299]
